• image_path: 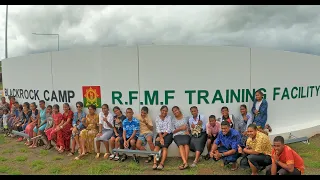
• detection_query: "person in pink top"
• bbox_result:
[204,115,221,160]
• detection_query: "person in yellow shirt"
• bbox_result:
[238,124,272,175]
[135,106,155,163]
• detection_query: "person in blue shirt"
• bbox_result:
[209,121,241,171]
[252,90,268,129]
[120,108,140,163]
[67,102,86,156]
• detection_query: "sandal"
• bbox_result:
[95,153,100,159]
[152,163,158,170]
[109,154,115,160]
[179,163,189,170]
[114,155,120,161]
[145,155,153,163]
[58,148,64,154]
[75,153,86,160]
[157,163,164,170]
[191,161,198,168]
[67,152,75,156]
[231,163,239,171]
[103,153,110,159]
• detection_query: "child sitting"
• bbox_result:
[3,109,11,136]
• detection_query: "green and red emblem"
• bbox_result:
[82,86,101,108]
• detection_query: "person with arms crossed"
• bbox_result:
[266,136,304,175]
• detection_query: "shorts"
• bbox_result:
[155,133,173,148]
[120,136,138,149]
[33,124,47,133]
[96,129,113,142]
[207,135,217,144]
[138,132,153,146]
[112,130,123,139]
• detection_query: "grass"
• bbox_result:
[0,134,319,175]
[31,160,45,171]
[15,155,27,162]
[0,156,7,161]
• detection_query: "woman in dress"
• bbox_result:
[26,102,39,147]
[30,100,47,148]
[251,90,268,129]
[67,102,86,156]
[45,104,63,152]
[57,103,74,153]
[171,106,190,170]
[152,105,173,170]
[95,104,114,159]
[75,104,99,160]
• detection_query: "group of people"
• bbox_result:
[0,90,305,175]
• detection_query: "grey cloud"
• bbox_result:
[1,5,320,60]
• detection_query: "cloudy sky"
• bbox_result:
[0,5,320,60]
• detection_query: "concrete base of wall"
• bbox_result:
[90,122,320,157]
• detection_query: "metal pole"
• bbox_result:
[5,5,8,58]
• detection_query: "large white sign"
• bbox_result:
[2,45,320,156]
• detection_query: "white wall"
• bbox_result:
[2,45,320,157]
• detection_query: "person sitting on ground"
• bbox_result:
[30,100,47,148]
[0,109,3,130]
[75,104,99,160]
[95,104,114,159]
[68,102,86,156]
[120,108,140,163]
[266,136,305,175]
[189,106,207,167]
[25,102,39,147]
[204,115,221,160]
[238,124,272,175]
[252,90,268,129]
[237,104,253,147]
[135,106,155,163]
[43,105,54,150]
[219,106,239,130]
[171,106,190,170]
[209,121,241,171]
[109,106,126,161]
[2,109,10,136]
[152,105,173,170]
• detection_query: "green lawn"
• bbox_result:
[0,134,319,175]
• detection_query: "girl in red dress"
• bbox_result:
[58,103,74,153]
[45,104,63,152]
